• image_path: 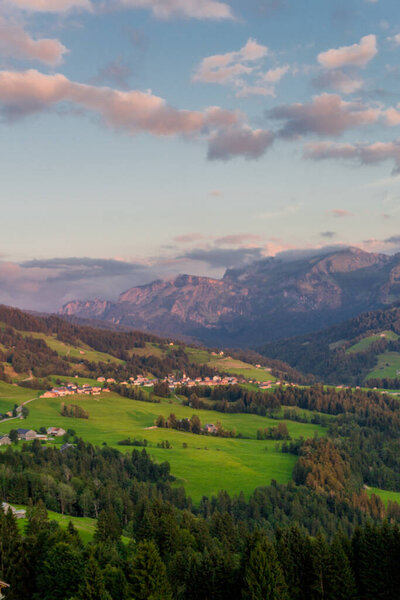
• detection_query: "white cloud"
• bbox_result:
[317,34,377,69]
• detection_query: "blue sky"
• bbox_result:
[0,0,400,309]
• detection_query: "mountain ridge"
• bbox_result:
[60,246,400,346]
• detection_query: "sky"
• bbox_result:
[0,0,400,310]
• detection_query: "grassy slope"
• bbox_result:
[0,381,38,415]
[347,331,399,354]
[185,348,277,382]
[16,391,324,502]
[20,331,124,365]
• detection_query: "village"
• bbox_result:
[39,371,280,400]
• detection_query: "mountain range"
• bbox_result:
[60,246,400,346]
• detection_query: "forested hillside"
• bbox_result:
[259,304,400,386]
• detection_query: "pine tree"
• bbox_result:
[73,555,112,600]
[128,540,172,600]
[242,537,289,600]
[94,507,122,543]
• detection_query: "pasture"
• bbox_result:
[185,348,277,382]
[13,390,324,502]
[367,352,400,379]
[347,331,398,354]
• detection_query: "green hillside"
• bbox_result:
[14,390,324,502]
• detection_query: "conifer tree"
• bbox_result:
[128,539,172,600]
[242,537,289,600]
[72,555,112,600]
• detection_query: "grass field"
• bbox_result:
[129,342,166,359]
[0,381,39,416]
[367,487,400,506]
[367,352,400,379]
[185,348,277,382]
[20,331,124,365]
[347,331,399,354]
[15,391,325,502]
[15,507,98,544]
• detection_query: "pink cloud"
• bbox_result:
[215,233,263,246]
[192,38,289,97]
[317,34,377,69]
[207,126,274,160]
[385,104,400,126]
[120,0,234,20]
[173,233,206,243]
[269,93,380,138]
[6,0,92,12]
[0,17,68,66]
[304,140,400,174]
[193,38,268,85]
[0,68,236,132]
[0,69,275,160]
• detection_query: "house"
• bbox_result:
[0,436,11,446]
[47,427,66,437]
[61,443,74,452]
[17,429,36,441]
[2,502,26,519]
[204,424,217,434]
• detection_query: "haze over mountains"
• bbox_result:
[60,246,400,346]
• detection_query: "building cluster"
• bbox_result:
[0,426,67,446]
[41,382,110,399]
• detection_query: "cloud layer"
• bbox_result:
[6,0,92,12]
[119,0,234,20]
[304,140,400,174]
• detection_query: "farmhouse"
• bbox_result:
[47,427,66,437]
[17,428,36,441]
[1,502,26,519]
[0,435,11,446]
[204,424,217,434]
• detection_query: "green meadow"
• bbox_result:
[7,388,325,502]
[367,487,400,507]
[347,331,398,354]
[367,352,400,379]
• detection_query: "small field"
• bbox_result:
[15,507,98,544]
[16,391,325,502]
[347,331,398,354]
[367,352,400,379]
[367,487,400,506]
[129,342,166,359]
